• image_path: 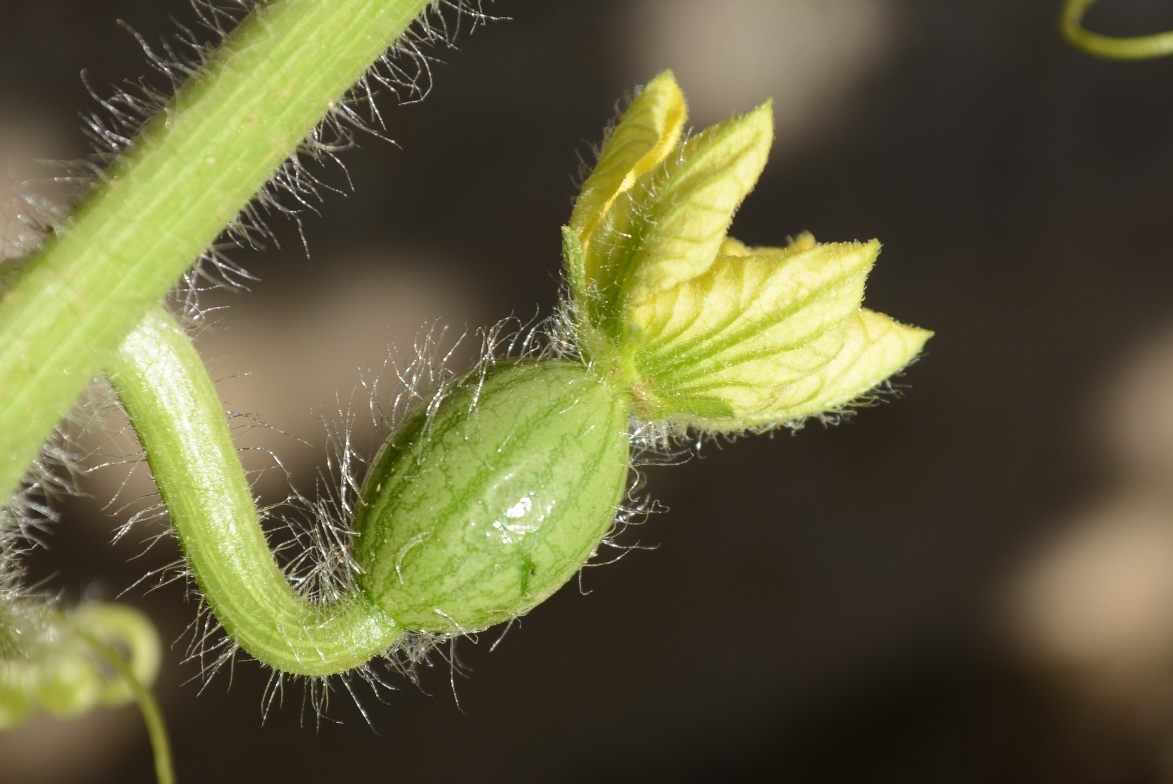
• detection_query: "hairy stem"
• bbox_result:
[1061,0,1173,59]
[108,308,400,676]
[0,0,433,502]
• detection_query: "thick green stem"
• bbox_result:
[0,0,433,502]
[1061,0,1173,59]
[108,308,400,676]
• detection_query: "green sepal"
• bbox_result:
[562,225,588,312]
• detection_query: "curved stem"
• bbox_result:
[0,0,432,504]
[74,628,176,784]
[107,308,400,676]
[1061,0,1173,59]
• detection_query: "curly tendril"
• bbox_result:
[1061,0,1173,60]
[73,616,175,784]
[0,602,172,782]
[0,603,159,726]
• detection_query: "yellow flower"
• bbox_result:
[564,71,930,432]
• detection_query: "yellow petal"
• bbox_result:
[769,309,932,422]
[619,102,775,306]
[718,237,752,257]
[633,239,880,385]
[626,239,929,431]
[785,231,817,253]
[581,101,776,338]
[648,309,931,432]
[569,70,686,266]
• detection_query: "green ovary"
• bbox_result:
[353,360,632,634]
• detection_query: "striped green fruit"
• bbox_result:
[354,360,631,634]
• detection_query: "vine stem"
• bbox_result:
[0,0,433,503]
[74,627,175,784]
[1061,0,1173,59]
[107,307,401,676]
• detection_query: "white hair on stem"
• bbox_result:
[0,0,497,720]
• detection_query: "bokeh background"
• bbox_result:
[7,0,1173,781]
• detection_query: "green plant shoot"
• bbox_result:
[1,8,931,776]
[101,70,929,679]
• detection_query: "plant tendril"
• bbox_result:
[1061,0,1173,59]
[74,627,175,784]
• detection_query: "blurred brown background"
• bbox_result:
[7,0,1173,781]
